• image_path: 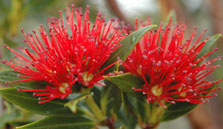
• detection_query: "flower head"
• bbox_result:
[2,5,125,103]
[123,18,222,108]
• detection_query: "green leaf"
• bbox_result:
[100,84,112,114]
[136,100,147,123]
[104,81,123,113]
[102,25,157,68]
[198,34,222,58]
[9,121,32,127]
[116,107,137,129]
[105,73,144,98]
[0,88,79,117]
[16,116,95,129]
[110,85,122,113]
[122,94,137,117]
[0,71,47,89]
[161,102,197,121]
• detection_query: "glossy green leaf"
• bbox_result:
[0,71,47,89]
[161,102,197,121]
[122,94,138,117]
[104,81,123,113]
[0,88,79,117]
[117,107,137,129]
[100,84,112,114]
[198,34,222,58]
[136,100,147,123]
[16,116,95,129]
[102,25,157,68]
[9,121,32,127]
[105,73,144,98]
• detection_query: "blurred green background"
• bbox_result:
[0,0,222,129]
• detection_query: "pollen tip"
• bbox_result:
[32,30,36,33]
[21,29,25,33]
[111,18,115,22]
[217,87,222,90]
[203,28,208,32]
[1,59,7,64]
[217,56,222,60]
[86,4,90,9]
[2,44,7,47]
[5,81,8,85]
[194,26,197,30]
[185,99,190,102]
[33,93,36,96]
[119,71,124,74]
[17,89,22,91]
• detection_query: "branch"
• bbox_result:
[187,104,217,129]
[158,0,189,22]
[207,0,223,34]
[106,0,131,25]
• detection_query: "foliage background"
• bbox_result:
[0,0,222,129]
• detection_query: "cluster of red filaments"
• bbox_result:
[123,19,222,108]
[2,5,126,103]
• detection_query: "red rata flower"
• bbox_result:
[2,5,126,103]
[123,19,222,108]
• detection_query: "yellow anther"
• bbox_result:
[151,85,162,96]
[82,72,93,82]
[180,92,187,97]
[59,82,69,94]
[178,86,187,97]
[137,69,141,75]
